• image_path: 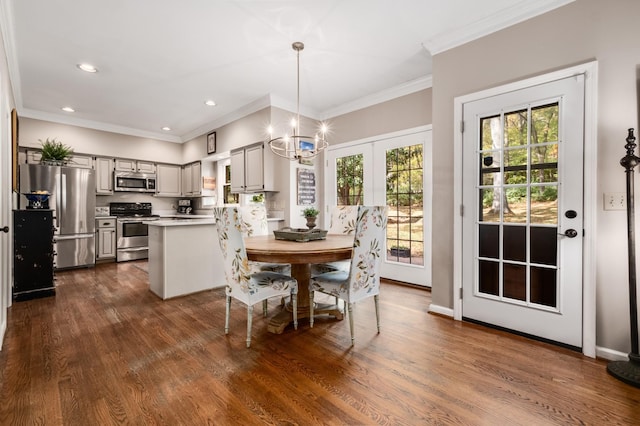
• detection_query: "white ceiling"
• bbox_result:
[1,0,572,143]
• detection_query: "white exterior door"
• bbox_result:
[461,75,585,348]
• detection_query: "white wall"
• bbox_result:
[431,0,640,354]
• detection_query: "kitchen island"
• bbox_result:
[147,218,225,299]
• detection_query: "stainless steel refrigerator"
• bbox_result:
[20,164,96,269]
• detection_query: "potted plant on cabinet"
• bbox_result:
[302,207,320,230]
[39,138,74,166]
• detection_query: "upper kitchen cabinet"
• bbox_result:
[182,161,215,197]
[26,150,93,169]
[115,159,156,173]
[156,163,182,197]
[230,142,275,193]
[95,157,114,195]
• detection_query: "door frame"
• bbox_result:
[453,62,598,357]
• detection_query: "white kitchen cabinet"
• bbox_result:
[182,161,211,197]
[156,163,182,197]
[191,161,202,195]
[26,150,93,169]
[230,142,275,193]
[115,159,156,173]
[230,149,246,193]
[68,154,94,169]
[96,218,116,260]
[182,163,194,195]
[95,157,114,194]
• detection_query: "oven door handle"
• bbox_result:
[118,247,149,252]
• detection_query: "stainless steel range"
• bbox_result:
[110,202,159,262]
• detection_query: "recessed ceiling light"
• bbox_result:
[204,100,216,106]
[161,127,171,131]
[76,63,98,73]
[61,106,75,112]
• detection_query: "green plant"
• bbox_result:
[39,138,74,162]
[301,207,319,218]
[251,193,264,203]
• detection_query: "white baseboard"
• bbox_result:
[596,346,629,361]
[0,319,5,351]
[428,303,454,317]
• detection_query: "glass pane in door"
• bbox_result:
[386,144,423,265]
[336,154,363,205]
[476,102,560,309]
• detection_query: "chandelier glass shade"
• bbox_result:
[268,42,328,160]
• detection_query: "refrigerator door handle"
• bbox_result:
[60,173,66,213]
[54,234,95,241]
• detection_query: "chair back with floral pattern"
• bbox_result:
[346,205,388,303]
[328,205,358,235]
[238,204,269,237]
[213,207,253,299]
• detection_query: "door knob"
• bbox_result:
[564,229,578,238]
[1,226,8,233]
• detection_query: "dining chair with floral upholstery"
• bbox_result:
[309,205,387,346]
[310,205,358,276]
[238,204,291,275]
[213,207,298,348]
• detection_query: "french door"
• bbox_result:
[325,129,431,287]
[461,75,585,348]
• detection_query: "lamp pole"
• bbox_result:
[607,128,640,388]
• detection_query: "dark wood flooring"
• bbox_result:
[0,260,638,425]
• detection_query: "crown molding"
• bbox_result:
[321,75,432,120]
[423,0,575,55]
[180,95,274,142]
[268,94,323,121]
[20,108,183,143]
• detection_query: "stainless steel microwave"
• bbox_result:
[114,171,157,193]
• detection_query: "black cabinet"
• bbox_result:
[13,210,55,300]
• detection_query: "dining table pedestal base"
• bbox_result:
[267,263,344,334]
[267,301,344,334]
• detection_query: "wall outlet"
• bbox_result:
[604,192,626,210]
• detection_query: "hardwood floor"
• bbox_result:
[0,261,638,425]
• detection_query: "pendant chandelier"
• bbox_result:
[268,42,328,160]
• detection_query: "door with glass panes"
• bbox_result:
[325,130,430,286]
[461,76,584,348]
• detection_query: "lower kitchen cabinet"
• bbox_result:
[13,209,55,300]
[96,217,116,260]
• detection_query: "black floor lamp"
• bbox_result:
[607,128,640,388]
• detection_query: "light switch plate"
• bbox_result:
[603,192,626,210]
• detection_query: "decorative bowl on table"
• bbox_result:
[23,191,50,209]
[273,227,328,242]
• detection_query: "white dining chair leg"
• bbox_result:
[347,302,355,346]
[246,305,254,348]
[225,295,231,334]
[309,291,315,328]
[292,288,299,330]
[262,299,268,317]
[374,294,380,333]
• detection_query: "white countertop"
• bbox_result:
[147,218,216,227]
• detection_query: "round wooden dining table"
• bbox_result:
[244,234,354,334]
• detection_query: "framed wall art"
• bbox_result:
[207,131,216,154]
